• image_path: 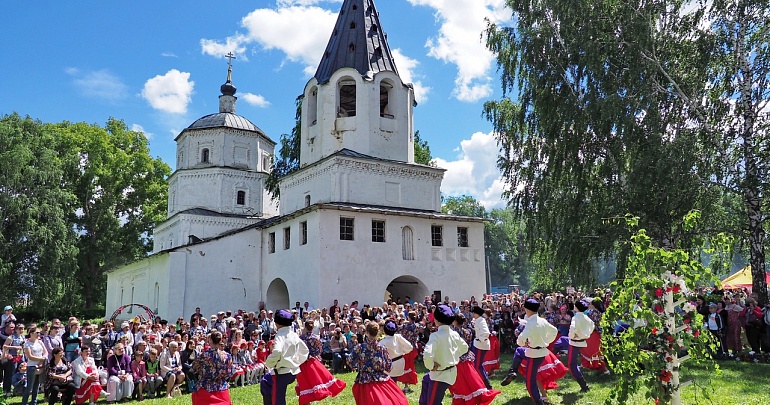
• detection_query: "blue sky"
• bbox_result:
[1,0,513,208]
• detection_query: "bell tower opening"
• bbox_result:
[338,79,356,117]
[380,81,394,118]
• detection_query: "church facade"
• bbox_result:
[105,0,486,320]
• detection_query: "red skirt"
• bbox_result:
[74,368,103,405]
[518,352,568,390]
[192,389,231,405]
[295,357,347,405]
[547,332,562,353]
[482,335,500,373]
[352,380,409,405]
[580,331,607,370]
[450,360,501,405]
[394,350,418,385]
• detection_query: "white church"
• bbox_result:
[105,0,487,320]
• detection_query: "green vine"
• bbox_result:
[601,212,728,404]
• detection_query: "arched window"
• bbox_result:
[305,195,311,208]
[402,226,414,260]
[338,79,356,117]
[154,282,160,312]
[308,87,318,125]
[201,148,210,163]
[380,81,394,118]
[237,190,246,205]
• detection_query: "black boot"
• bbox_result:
[577,378,590,392]
[501,372,517,386]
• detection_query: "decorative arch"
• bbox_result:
[266,278,290,311]
[385,275,429,304]
[109,303,157,324]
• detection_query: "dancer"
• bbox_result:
[296,321,346,404]
[350,322,408,405]
[191,331,233,405]
[260,310,309,405]
[470,307,492,389]
[501,298,558,405]
[449,314,500,405]
[567,300,594,392]
[419,305,467,405]
[379,320,417,389]
[582,298,609,374]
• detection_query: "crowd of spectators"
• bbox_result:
[0,284,768,404]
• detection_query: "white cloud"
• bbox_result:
[65,67,129,102]
[392,48,430,104]
[407,0,512,102]
[435,131,506,209]
[200,34,249,61]
[130,124,153,140]
[141,69,195,114]
[241,92,271,108]
[161,52,178,58]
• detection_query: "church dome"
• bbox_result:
[187,112,264,133]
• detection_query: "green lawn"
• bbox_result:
[6,357,768,404]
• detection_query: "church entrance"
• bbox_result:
[385,275,429,304]
[265,278,290,311]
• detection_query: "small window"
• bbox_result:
[236,190,246,205]
[201,148,210,163]
[340,217,354,241]
[300,221,308,246]
[431,225,443,247]
[457,227,469,247]
[284,227,291,250]
[402,226,414,260]
[305,195,311,208]
[268,232,276,253]
[372,220,385,242]
[262,155,272,172]
[350,22,356,29]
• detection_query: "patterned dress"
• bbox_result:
[191,347,233,405]
[295,332,346,405]
[581,309,607,371]
[350,338,408,405]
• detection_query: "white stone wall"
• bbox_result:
[167,168,272,217]
[301,68,415,167]
[152,213,261,253]
[258,207,486,311]
[279,156,444,215]
[105,254,170,321]
[175,128,274,172]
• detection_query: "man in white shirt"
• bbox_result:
[568,299,594,392]
[471,306,492,389]
[502,298,556,405]
[419,305,468,405]
[379,320,414,382]
[260,309,309,405]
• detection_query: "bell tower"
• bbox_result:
[299,0,415,167]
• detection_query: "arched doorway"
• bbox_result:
[266,278,290,311]
[385,275,429,304]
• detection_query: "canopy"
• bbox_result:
[721,265,770,291]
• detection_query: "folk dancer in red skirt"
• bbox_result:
[191,331,233,405]
[379,320,417,391]
[449,314,500,405]
[295,321,346,404]
[568,300,594,393]
[419,305,468,405]
[470,307,492,389]
[350,322,408,405]
[260,310,309,405]
[581,298,610,374]
[501,298,559,405]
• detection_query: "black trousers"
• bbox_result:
[48,382,76,405]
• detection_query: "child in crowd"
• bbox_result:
[145,348,163,398]
[131,350,147,400]
[230,345,246,387]
[242,342,259,385]
[12,362,27,396]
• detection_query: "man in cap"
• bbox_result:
[419,304,467,405]
[471,306,492,389]
[379,320,415,389]
[501,298,557,405]
[260,309,309,405]
[567,299,594,392]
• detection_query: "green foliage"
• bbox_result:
[0,114,169,317]
[266,96,302,199]
[413,130,434,166]
[601,212,729,404]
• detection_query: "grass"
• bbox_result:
[5,357,768,405]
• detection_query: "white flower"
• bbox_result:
[682,302,696,313]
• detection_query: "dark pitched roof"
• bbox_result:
[187,112,264,133]
[314,0,399,84]
[177,208,253,218]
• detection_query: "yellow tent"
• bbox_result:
[721,265,770,291]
